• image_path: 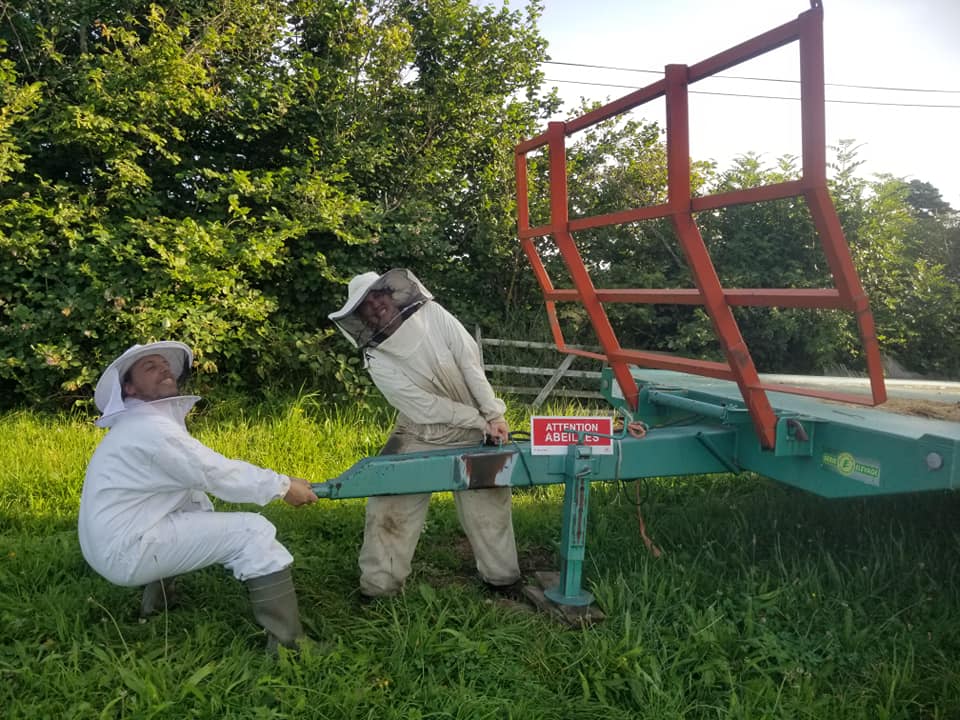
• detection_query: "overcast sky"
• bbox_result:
[518,0,960,207]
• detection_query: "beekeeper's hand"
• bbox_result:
[485,418,510,445]
[284,477,318,506]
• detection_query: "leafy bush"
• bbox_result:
[0,0,551,406]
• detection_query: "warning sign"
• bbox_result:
[530,416,614,455]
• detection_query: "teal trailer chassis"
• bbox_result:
[312,369,959,606]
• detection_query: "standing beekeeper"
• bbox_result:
[78,341,318,651]
[328,268,521,599]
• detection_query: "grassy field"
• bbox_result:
[2,395,959,719]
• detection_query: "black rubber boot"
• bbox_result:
[246,568,305,652]
[482,578,526,602]
[140,577,178,618]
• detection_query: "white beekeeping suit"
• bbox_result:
[329,269,521,597]
[79,396,294,587]
[78,341,313,650]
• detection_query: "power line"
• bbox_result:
[545,60,960,95]
[543,78,960,109]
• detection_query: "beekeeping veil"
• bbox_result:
[93,341,193,428]
[328,268,432,349]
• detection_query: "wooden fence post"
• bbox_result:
[532,354,576,409]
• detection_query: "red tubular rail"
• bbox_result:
[513,1,886,450]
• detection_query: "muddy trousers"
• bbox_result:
[358,487,521,597]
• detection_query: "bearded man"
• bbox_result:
[79,341,317,651]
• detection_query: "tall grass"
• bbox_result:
[2,398,959,719]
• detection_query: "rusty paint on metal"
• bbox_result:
[460,452,515,489]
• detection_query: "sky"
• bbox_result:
[518,0,960,208]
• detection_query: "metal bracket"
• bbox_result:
[774,415,816,457]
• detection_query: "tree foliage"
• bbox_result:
[0,0,553,405]
[1,2,957,408]
[834,156,959,377]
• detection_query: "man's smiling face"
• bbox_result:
[122,354,179,402]
[358,289,400,332]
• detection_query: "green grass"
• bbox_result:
[2,398,960,719]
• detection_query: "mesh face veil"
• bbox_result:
[328,268,433,349]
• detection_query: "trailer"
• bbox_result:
[313,1,960,617]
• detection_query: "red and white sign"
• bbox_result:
[530,416,614,455]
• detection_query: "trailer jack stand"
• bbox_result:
[521,445,607,625]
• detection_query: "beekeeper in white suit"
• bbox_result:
[329,268,521,599]
[78,341,317,651]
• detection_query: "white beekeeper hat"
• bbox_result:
[328,268,432,348]
[93,341,193,427]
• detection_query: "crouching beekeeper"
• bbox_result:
[329,268,521,600]
[78,341,318,651]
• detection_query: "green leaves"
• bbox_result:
[0,1,556,406]
[2,1,956,407]
[0,53,41,183]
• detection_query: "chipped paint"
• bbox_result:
[457,451,517,489]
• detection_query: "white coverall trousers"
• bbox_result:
[121,502,293,587]
[358,434,521,597]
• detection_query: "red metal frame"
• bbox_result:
[514,1,886,450]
